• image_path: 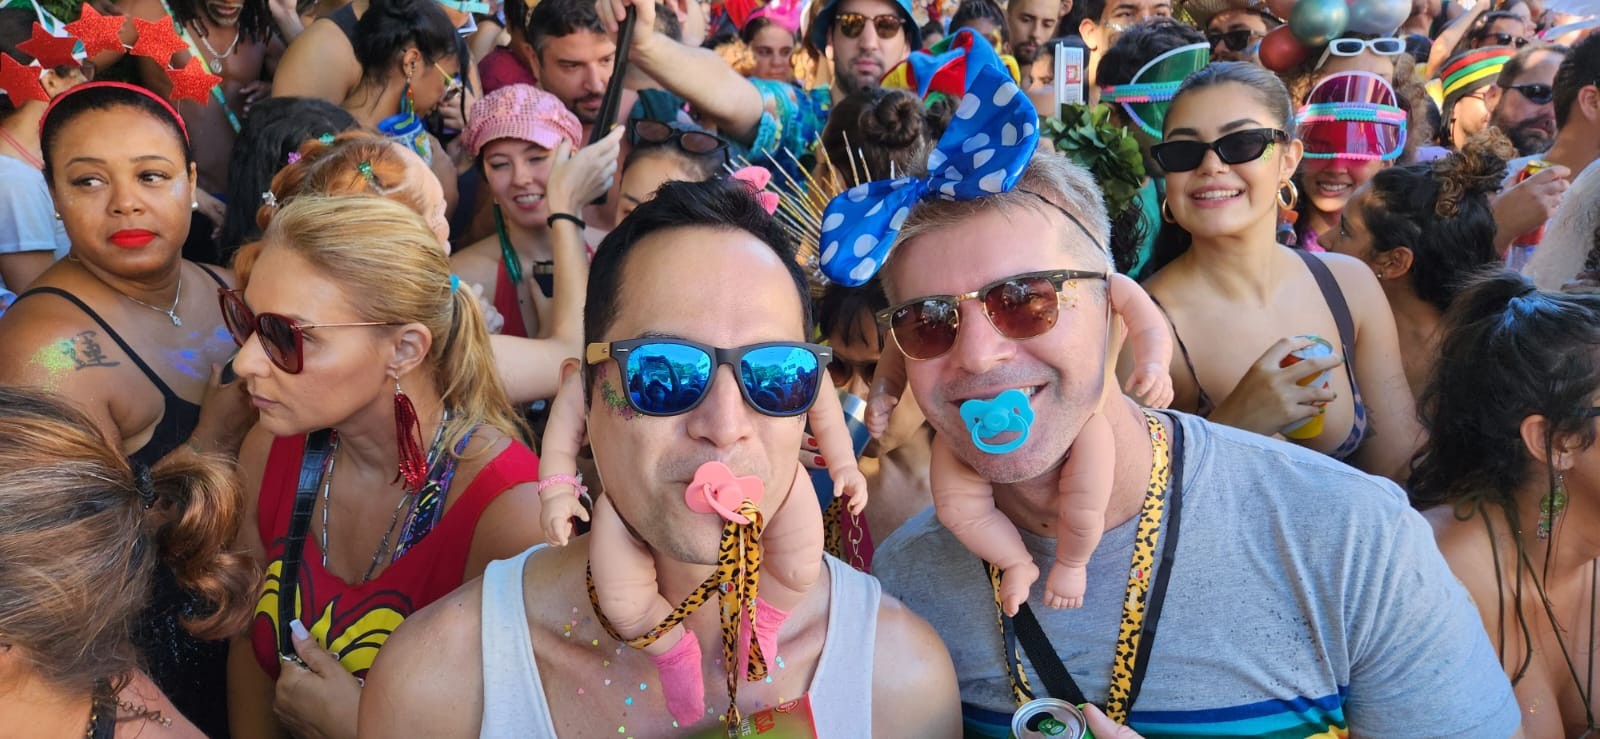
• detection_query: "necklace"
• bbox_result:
[1519,544,1599,735]
[189,20,240,74]
[69,256,184,326]
[85,679,173,738]
[0,125,44,170]
[320,416,451,583]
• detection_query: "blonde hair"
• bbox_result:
[0,387,255,697]
[263,196,528,451]
[234,132,436,285]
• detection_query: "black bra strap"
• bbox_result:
[1292,250,1359,386]
[14,286,178,398]
[195,262,230,288]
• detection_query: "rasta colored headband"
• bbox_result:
[42,81,190,142]
[1098,42,1211,139]
[817,29,1041,287]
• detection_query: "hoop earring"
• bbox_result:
[1160,198,1175,224]
[1538,470,1568,540]
[1277,180,1299,211]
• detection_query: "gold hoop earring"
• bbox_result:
[1277,180,1299,210]
[1161,198,1175,224]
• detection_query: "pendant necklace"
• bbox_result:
[69,256,184,326]
[190,20,240,73]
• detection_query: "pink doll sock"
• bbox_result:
[752,597,791,666]
[651,629,706,725]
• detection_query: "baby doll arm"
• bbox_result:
[930,436,1038,616]
[537,362,591,546]
[1110,273,1175,409]
[806,388,869,514]
[865,339,908,439]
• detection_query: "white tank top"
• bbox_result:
[478,548,881,738]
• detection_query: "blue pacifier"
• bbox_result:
[960,389,1035,454]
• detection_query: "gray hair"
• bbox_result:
[884,152,1114,298]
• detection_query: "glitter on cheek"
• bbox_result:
[600,379,638,421]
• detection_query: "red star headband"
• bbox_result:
[0,4,221,107]
[44,81,190,143]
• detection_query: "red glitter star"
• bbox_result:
[0,53,47,105]
[164,55,219,103]
[17,23,79,69]
[64,3,128,58]
[130,16,187,67]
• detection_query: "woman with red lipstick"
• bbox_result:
[0,82,255,737]
[1139,62,1423,482]
[450,84,619,341]
[226,194,541,739]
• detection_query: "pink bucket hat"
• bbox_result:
[464,84,582,157]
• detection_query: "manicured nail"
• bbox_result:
[814,455,827,467]
[290,619,310,641]
[806,436,817,447]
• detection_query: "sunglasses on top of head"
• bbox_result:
[1507,82,1555,105]
[1316,36,1404,67]
[218,288,402,374]
[877,269,1109,361]
[1206,28,1262,52]
[586,338,832,417]
[835,11,904,39]
[1150,127,1288,173]
[628,119,729,158]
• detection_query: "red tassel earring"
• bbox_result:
[392,379,426,493]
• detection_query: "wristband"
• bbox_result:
[537,473,588,499]
[547,213,586,230]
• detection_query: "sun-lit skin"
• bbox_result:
[1301,157,1385,241]
[1007,0,1059,66]
[616,152,700,223]
[535,31,617,126]
[482,138,558,232]
[749,23,797,81]
[828,0,913,95]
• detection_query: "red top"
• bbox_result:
[479,46,538,95]
[494,258,530,339]
[250,433,539,679]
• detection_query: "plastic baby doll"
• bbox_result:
[867,273,1173,614]
[536,362,868,725]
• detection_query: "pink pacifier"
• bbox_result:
[684,461,765,524]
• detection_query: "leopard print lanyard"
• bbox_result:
[587,499,770,729]
[989,409,1179,724]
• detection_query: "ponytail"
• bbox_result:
[146,451,257,640]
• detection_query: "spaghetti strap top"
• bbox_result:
[328,2,357,40]
[1150,251,1368,461]
[15,264,234,738]
[12,264,229,469]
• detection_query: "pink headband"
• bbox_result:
[42,81,189,144]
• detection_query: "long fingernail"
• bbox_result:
[814,455,827,467]
[290,619,310,641]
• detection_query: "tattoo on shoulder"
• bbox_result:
[60,331,122,370]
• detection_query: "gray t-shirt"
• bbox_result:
[0,154,70,297]
[873,412,1520,738]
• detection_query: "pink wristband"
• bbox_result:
[537,473,588,498]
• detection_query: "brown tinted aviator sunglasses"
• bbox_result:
[219,288,400,374]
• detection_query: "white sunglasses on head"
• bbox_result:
[1317,37,1405,69]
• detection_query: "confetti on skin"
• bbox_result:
[578,688,585,695]
[617,727,625,734]
[625,698,633,706]
[776,656,786,669]
[592,639,599,646]
[639,683,647,690]
[603,660,610,666]
[765,676,773,683]
[27,341,75,391]
[672,722,679,729]
[605,679,612,686]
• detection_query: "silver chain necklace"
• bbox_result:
[189,20,240,73]
[70,256,183,326]
[320,415,451,583]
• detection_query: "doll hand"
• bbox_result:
[865,379,900,439]
[832,466,869,515]
[539,488,590,547]
[1124,362,1174,409]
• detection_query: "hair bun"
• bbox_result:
[1432,129,1515,217]
[858,90,926,151]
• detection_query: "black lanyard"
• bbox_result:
[992,410,1185,723]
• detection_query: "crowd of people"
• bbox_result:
[2,0,1600,733]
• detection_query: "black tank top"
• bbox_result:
[13,262,233,738]
[329,1,358,40]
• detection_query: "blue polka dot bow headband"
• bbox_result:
[818,29,1040,287]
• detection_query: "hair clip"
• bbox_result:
[357,161,376,183]
[318,133,335,145]
[285,151,302,165]
[134,464,157,509]
[262,190,279,208]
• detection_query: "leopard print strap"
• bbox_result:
[587,499,769,729]
[990,409,1173,724]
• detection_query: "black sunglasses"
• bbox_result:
[1205,29,1260,52]
[1151,128,1288,173]
[628,119,729,158]
[1484,32,1530,47]
[835,12,903,39]
[1507,82,1554,105]
[586,338,831,417]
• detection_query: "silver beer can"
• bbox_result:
[1011,698,1090,739]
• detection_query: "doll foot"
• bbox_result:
[752,597,791,665]
[999,561,1040,616]
[649,629,706,725]
[1044,564,1088,609]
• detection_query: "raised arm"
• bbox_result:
[595,0,766,144]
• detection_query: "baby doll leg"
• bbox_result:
[1045,411,1116,609]
[747,463,826,663]
[589,493,704,723]
[930,436,1038,616]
